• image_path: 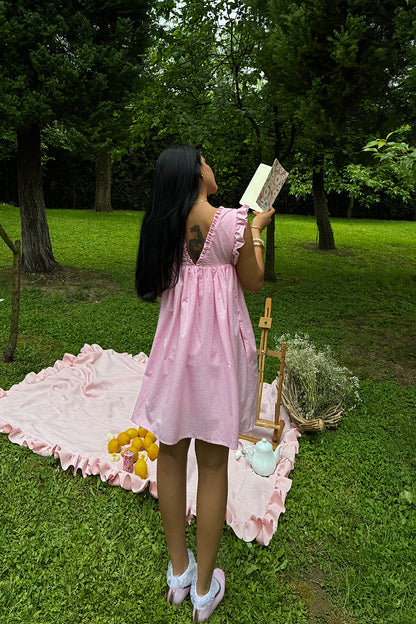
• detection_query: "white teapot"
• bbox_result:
[236,438,282,477]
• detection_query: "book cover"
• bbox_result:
[240,159,289,212]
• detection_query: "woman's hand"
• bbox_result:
[251,206,275,233]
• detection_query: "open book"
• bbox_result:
[240,159,289,212]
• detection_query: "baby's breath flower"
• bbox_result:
[275,334,360,421]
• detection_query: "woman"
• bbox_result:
[132,145,274,622]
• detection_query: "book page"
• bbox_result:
[256,159,289,211]
[239,163,271,212]
[240,160,289,212]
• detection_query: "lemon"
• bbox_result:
[117,431,130,447]
[144,432,156,449]
[131,436,144,451]
[126,427,139,439]
[138,426,148,438]
[122,446,138,462]
[108,439,121,453]
[147,443,159,461]
[135,458,148,479]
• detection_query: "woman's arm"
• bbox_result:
[236,207,275,293]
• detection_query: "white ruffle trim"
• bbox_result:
[167,549,196,589]
[191,573,220,610]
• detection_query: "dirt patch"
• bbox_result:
[341,316,416,386]
[276,273,302,286]
[292,564,356,624]
[300,243,354,257]
[1,266,123,302]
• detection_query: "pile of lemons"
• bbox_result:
[107,427,159,479]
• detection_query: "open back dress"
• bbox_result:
[131,205,258,450]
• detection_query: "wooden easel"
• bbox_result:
[240,298,287,449]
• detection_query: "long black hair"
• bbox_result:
[135,145,202,302]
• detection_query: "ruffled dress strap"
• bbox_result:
[200,206,222,262]
[232,205,249,265]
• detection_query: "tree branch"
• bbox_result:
[0,223,18,254]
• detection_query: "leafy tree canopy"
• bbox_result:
[0,0,153,145]
[0,0,154,272]
[129,0,272,205]
[259,0,415,143]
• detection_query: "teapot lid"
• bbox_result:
[256,438,273,452]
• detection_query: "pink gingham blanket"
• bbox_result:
[0,344,300,546]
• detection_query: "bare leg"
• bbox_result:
[157,438,191,575]
[194,440,229,595]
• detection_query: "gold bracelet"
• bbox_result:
[252,238,265,249]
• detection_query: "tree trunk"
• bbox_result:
[0,225,21,363]
[347,195,354,219]
[17,123,59,273]
[94,150,112,212]
[265,213,276,282]
[312,157,335,250]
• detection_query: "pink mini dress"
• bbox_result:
[131,205,258,450]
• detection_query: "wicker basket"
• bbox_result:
[281,374,344,432]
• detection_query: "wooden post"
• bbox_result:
[0,223,22,362]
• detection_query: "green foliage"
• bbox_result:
[334,128,416,216]
[3,0,415,219]
[0,0,153,147]
[262,0,412,140]
[128,0,272,206]
[342,161,415,210]
[248,0,416,220]
[280,143,416,219]
[364,130,416,173]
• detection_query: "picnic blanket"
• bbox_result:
[0,344,300,546]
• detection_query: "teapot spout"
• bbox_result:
[274,443,282,464]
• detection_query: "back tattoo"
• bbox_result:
[188,224,205,261]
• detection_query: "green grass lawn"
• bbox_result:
[0,204,415,624]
